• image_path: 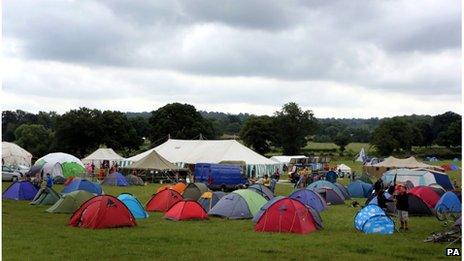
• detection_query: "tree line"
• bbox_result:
[2,103,461,159]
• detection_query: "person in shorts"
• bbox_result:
[395,184,409,230]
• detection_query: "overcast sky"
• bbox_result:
[2,0,462,118]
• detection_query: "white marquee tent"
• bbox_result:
[336,164,352,175]
[270,155,307,164]
[82,148,125,165]
[2,142,33,167]
[126,139,279,177]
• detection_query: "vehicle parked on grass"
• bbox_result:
[194,163,248,191]
[2,165,23,181]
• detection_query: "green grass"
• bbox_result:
[3,161,462,260]
[305,142,371,153]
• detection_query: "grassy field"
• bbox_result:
[3,160,461,261]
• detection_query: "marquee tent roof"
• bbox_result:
[127,139,277,166]
[373,156,442,170]
[2,142,33,167]
[126,150,182,170]
[82,148,125,164]
[269,155,306,164]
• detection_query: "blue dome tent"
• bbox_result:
[354,205,394,235]
[117,193,148,219]
[347,181,373,198]
[62,178,102,195]
[102,172,129,186]
[289,189,326,212]
[435,191,461,213]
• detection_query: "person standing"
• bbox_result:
[395,184,409,230]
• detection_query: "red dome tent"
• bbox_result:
[164,200,208,221]
[146,188,183,212]
[408,186,441,216]
[255,197,323,234]
[69,195,136,229]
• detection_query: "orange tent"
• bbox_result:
[156,185,171,193]
[171,183,187,194]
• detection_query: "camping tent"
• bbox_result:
[248,184,274,200]
[126,139,280,177]
[182,183,209,201]
[171,183,187,194]
[33,152,85,178]
[198,191,226,212]
[126,175,144,186]
[408,186,441,216]
[46,190,95,213]
[289,189,326,212]
[314,187,345,205]
[117,193,149,219]
[2,142,33,167]
[307,180,346,200]
[101,172,128,186]
[2,181,38,200]
[269,155,307,165]
[62,178,102,195]
[81,148,125,165]
[382,168,454,191]
[364,156,444,177]
[252,196,286,223]
[125,150,183,171]
[208,189,267,219]
[334,183,351,200]
[435,191,461,214]
[347,181,373,198]
[354,205,394,234]
[30,187,61,205]
[355,148,366,162]
[164,200,208,221]
[69,195,136,229]
[146,188,183,212]
[255,198,323,234]
[336,164,352,176]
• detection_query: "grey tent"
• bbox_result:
[248,184,274,200]
[198,191,227,212]
[315,187,345,205]
[183,183,209,200]
[334,183,351,200]
[126,174,144,186]
[30,187,61,205]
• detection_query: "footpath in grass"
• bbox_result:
[2,178,460,260]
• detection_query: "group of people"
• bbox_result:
[29,171,54,190]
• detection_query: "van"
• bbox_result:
[194,163,248,191]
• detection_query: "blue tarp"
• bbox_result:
[117,193,148,219]
[354,205,394,235]
[62,178,102,195]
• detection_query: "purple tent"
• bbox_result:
[2,181,38,200]
[289,189,327,212]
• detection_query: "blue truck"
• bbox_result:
[194,163,248,191]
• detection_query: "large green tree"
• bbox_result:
[149,103,218,145]
[54,108,104,158]
[100,111,141,152]
[239,116,275,154]
[435,119,461,147]
[370,117,419,155]
[14,124,53,157]
[334,131,351,152]
[273,102,318,154]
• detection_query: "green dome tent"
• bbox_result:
[46,190,94,213]
[30,187,61,206]
[34,152,85,178]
